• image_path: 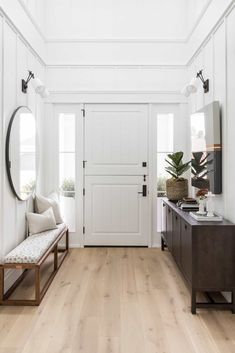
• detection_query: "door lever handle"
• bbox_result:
[138,185,147,197]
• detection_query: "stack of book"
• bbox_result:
[190,212,223,222]
[177,198,199,211]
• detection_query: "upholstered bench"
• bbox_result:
[0,224,69,306]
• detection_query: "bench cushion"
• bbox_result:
[4,223,67,264]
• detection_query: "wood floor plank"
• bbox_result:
[0,248,235,353]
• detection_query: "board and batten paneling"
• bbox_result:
[46,41,188,66]
[188,5,235,221]
[226,7,235,222]
[213,21,227,216]
[46,66,187,93]
[0,17,45,263]
[0,14,3,261]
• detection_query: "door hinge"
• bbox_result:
[83,226,85,234]
[83,160,87,168]
[81,109,85,117]
[83,188,85,196]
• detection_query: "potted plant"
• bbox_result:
[165,151,191,201]
[191,152,213,190]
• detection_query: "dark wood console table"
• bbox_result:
[161,198,235,314]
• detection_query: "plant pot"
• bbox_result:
[166,178,188,201]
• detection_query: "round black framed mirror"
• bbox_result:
[6,106,38,201]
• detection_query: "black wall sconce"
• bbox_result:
[22,70,34,93]
[196,70,209,93]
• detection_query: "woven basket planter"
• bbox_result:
[166,178,188,201]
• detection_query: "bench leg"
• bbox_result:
[66,229,69,250]
[35,266,40,305]
[0,266,4,303]
[54,244,58,271]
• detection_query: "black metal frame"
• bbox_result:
[5,106,36,201]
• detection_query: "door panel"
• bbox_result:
[172,211,181,265]
[85,104,148,175]
[180,219,192,283]
[84,104,149,246]
[84,176,148,245]
[166,205,173,252]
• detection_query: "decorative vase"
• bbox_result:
[198,198,206,214]
[166,178,188,201]
[206,191,215,217]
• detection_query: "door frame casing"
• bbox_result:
[45,101,185,248]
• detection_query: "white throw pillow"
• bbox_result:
[35,192,63,224]
[27,207,57,235]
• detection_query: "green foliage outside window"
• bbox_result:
[60,178,75,198]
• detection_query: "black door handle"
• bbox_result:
[138,185,147,197]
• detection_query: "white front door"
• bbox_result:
[84,104,149,246]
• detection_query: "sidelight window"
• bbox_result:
[59,113,76,231]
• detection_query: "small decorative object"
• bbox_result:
[191,152,213,190]
[196,188,208,197]
[206,191,215,217]
[197,196,206,215]
[190,211,222,222]
[165,151,191,201]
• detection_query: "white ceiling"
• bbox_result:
[20,0,211,40]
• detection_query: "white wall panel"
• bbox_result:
[187,6,235,222]
[226,7,235,222]
[46,67,187,93]
[213,22,226,215]
[3,22,18,254]
[46,42,187,66]
[0,17,45,258]
[203,37,213,105]
[194,50,205,110]
[44,0,187,40]
[0,15,3,260]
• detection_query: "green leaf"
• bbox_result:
[165,170,177,178]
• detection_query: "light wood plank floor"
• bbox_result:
[1,248,235,353]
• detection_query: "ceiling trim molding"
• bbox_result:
[48,90,181,94]
[46,64,186,69]
[18,0,46,41]
[187,0,235,66]
[45,38,186,44]
[47,90,182,96]
[17,0,212,45]
[185,0,213,42]
[0,6,46,67]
